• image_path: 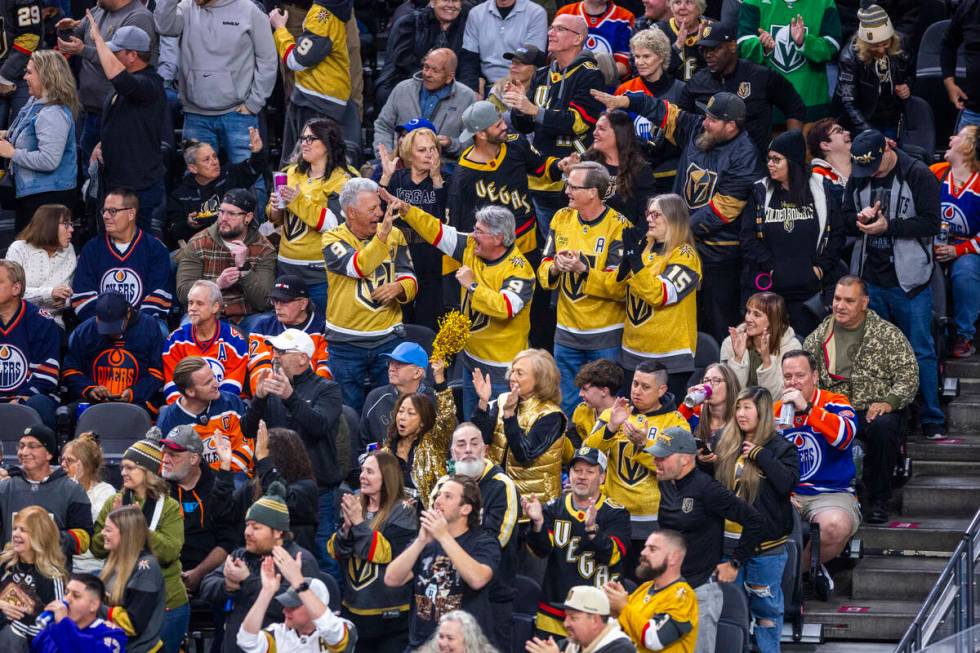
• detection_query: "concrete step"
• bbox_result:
[784,644,898,653]
[806,598,920,640]
[901,475,980,517]
[945,355,980,379]
[914,458,980,475]
[858,515,970,555]
[850,556,947,601]
[945,397,980,431]
[958,377,980,395]
[907,434,980,462]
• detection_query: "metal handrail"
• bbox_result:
[894,508,980,653]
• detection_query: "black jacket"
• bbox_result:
[943,0,980,113]
[658,467,765,587]
[375,5,470,107]
[215,456,320,555]
[742,435,800,549]
[739,173,845,300]
[242,368,344,488]
[678,59,806,156]
[167,464,237,572]
[832,40,910,134]
[166,149,266,247]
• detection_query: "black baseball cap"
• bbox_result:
[696,91,746,123]
[850,129,887,177]
[569,446,608,470]
[270,275,309,301]
[698,21,736,48]
[95,291,130,335]
[504,44,547,68]
[222,188,256,214]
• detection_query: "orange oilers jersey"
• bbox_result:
[157,392,252,473]
[162,322,249,404]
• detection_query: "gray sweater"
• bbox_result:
[154,0,277,115]
[372,73,476,157]
[73,2,157,113]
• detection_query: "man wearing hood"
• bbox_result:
[0,425,93,565]
[585,361,689,582]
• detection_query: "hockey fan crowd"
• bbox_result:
[0,0,970,650]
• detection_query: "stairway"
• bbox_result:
[800,354,980,643]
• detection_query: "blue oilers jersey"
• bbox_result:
[776,389,857,495]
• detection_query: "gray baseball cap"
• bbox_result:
[161,424,204,455]
[106,26,151,53]
[644,426,698,457]
[275,577,329,608]
[459,101,502,144]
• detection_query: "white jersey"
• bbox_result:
[236,612,354,653]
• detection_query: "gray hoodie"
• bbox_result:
[153,0,277,115]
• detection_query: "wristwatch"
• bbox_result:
[292,581,310,593]
[469,281,478,292]
[728,559,741,570]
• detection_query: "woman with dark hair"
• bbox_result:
[739,130,845,336]
[382,361,456,507]
[329,451,418,653]
[220,420,320,554]
[721,292,802,399]
[679,362,742,459]
[6,204,75,326]
[578,111,657,224]
[99,505,166,653]
[267,117,352,315]
[714,387,798,653]
[378,127,450,330]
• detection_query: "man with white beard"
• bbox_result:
[430,422,521,650]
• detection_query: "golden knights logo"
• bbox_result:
[461,292,490,332]
[627,289,653,326]
[0,345,28,392]
[346,557,380,591]
[770,24,807,73]
[283,212,309,241]
[100,268,143,306]
[559,253,596,302]
[616,424,659,485]
[684,164,719,208]
[737,81,752,99]
[356,260,396,311]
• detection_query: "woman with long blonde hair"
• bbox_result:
[714,386,799,653]
[100,505,165,653]
[0,49,80,231]
[472,348,567,503]
[61,433,116,574]
[329,451,417,653]
[619,193,702,400]
[0,506,67,650]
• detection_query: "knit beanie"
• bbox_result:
[123,426,164,474]
[23,425,58,461]
[769,130,807,168]
[246,481,290,532]
[857,4,894,44]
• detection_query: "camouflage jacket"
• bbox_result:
[803,309,918,412]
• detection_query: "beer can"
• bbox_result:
[273,172,288,209]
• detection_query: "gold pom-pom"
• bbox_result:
[430,310,471,364]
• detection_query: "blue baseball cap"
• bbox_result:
[381,342,429,369]
[397,118,437,134]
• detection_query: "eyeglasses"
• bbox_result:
[646,209,664,218]
[102,207,135,217]
[217,208,247,217]
[565,182,592,191]
[702,377,726,385]
[472,227,494,237]
[60,219,73,227]
[298,135,319,144]
[549,24,582,35]
[766,155,786,164]
[17,442,44,450]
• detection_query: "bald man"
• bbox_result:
[373,47,477,157]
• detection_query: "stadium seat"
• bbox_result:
[0,403,43,467]
[74,402,152,461]
[931,262,957,400]
[901,97,937,161]
[782,511,806,642]
[688,331,721,387]
[512,575,540,653]
[916,20,965,151]
[402,324,436,358]
[716,580,751,653]
[342,404,363,487]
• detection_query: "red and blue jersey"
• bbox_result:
[776,389,857,495]
[557,2,635,72]
[70,229,173,321]
[162,321,249,404]
[931,162,980,254]
[0,300,61,400]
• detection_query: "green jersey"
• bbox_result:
[737,0,841,121]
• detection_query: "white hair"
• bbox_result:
[190,279,222,304]
[339,177,379,211]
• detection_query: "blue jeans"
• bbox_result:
[736,547,788,653]
[328,338,402,412]
[160,602,190,653]
[183,112,267,220]
[78,111,101,177]
[951,253,980,340]
[958,108,980,130]
[23,394,57,430]
[553,342,621,415]
[135,179,166,237]
[867,283,944,425]
[461,357,509,420]
[307,281,327,320]
[315,488,341,582]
